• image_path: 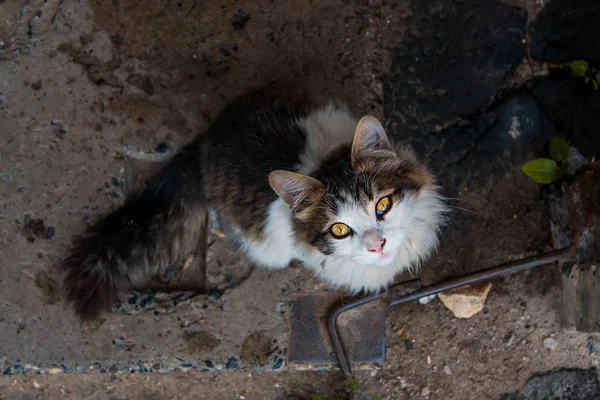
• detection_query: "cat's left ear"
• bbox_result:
[269,170,323,210]
[351,115,396,164]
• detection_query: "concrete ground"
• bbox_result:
[2,0,600,399]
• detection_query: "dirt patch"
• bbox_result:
[183,330,221,354]
[240,331,273,365]
[86,0,385,149]
[20,216,46,242]
[34,269,61,305]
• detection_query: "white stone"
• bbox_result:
[543,337,559,350]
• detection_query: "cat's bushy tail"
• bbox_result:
[61,141,206,320]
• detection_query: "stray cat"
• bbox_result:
[61,85,446,320]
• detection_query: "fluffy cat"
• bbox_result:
[61,86,446,320]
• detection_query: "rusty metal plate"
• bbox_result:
[288,293,385,364]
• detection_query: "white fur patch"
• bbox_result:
[238,198,299,269]
[296,102,357,174]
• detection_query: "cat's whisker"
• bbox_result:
[445,205,478,215]
[304,268,325,288]
[439,196,477,205]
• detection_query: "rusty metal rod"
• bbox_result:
[327,245,576,377]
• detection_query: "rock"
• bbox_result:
[530,0,600,62]
[443,365,452,375]
[418,294,436,305]
[384,0,526,136]
[543,337,559,350]
[437,281,492,319]
[499,368,600,400]
[421,387,431,397]
[47,367,63,374]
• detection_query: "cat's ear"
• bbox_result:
[269,170,323,209]
[351,115,395,164]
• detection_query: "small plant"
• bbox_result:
[522,136,570,184]
[569,60,600,90]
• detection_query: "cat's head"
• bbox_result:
[269,116,445,281]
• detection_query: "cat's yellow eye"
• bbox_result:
[330,223,351,238]
[376,196,392,217]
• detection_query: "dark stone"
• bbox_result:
[272,357,284,370]
[384,0,526,136]
[30,81,41,91]
[530,0,600,62]
[155,142,168,153]
[141,77,154,96]
[530,74,600,156]
[139,295,153,309]
[127,294,139,305]
[231,9,250,31]
[498,368,600,400]
[225,356,239,369]
[44,226,55,240]
[403,339,414,350]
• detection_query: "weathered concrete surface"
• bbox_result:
[2,0,600,399]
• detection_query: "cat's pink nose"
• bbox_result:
[367,238,386,254]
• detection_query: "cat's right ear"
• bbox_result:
[269,170,323,209]
[351,115,396,164]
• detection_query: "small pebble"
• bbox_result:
[45,226,56,240]
[588,337,596,354]
[395,328,404,336]
[225,357,239,369]
[418,294,436,305]
[404,339,414,350]
[1,173,12,183]
[443,365,452,375]
[543,337,559,350]
[155,142,168,153]
[231,9,251,30]
[421,387,430,397]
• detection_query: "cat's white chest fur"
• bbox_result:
[239,198,316,269]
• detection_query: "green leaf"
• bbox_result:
[585,77,590,83]
[593,79,599,90]
[372,397,382,400]
[522,158,561,184]
[570,60,589,77]
[309,394,325,400]
[596,71,600,84]
[347,379,359,391]
[549,137,570,162]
